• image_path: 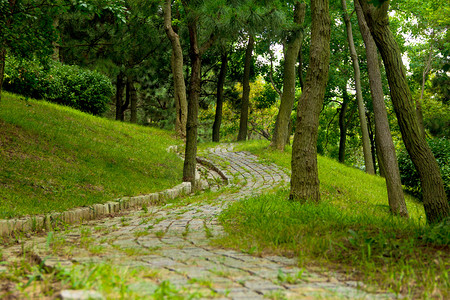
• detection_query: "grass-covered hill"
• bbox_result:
[214,141,448,298]
[0,92,183,219]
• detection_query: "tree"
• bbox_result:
[341,0,374,174]
[358,0,449,223]
[290,0,330,202]
[212,51,228,142]
[164,0,187,139]
[237,34,254,141]
[354,0,408,217]
[181,0,216,186]
[0,0,58,102]
[270,1,306,151]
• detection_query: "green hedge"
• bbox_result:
[4,57,113,115]
[397,137,450,201]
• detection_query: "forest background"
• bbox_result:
[0,0,449,222]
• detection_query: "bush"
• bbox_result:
[4,57,113,115]
[397,137,450,201]
[3,57,47,99]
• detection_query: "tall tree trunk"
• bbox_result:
[183,17,201,186]
[355,0,410,217]
[52,17,60,62]
[129,79,137,123]
[271,2,306,151]
[115,72,125,121]
[212,52,228,142]
[338,89,349,163]
[164,0,187,139]
[366,112,377,174]
[416,42,433,139]
[359,0,448,223]
[341,0,374,174]
[290,0,331,202]
[0,48,6,103]
[237,35,254,141]
[298,49,304,90]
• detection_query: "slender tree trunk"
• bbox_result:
[298,49,304,90]
[338,89,349,163]
[164,0,187,139]
[416,42,433,139]
[290,0,331,202]
[115,72,125,121]
[0,48,6,102]
[341,0,374,174]
[271,2,306,151]
[52,17,60,62]
[359,0,448,223]
[129,79,137,123]
[212,52,228,142]
[183,17,201,186]
[355,0,409,217]
[366,112,377,174]
[237,35,254,141]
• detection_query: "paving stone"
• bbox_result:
[58,290,104,300]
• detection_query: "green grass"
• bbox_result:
[0,92,183,218]
[217,140,449,299]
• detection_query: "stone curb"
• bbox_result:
[0,182,192,238]
[196,156,231,184]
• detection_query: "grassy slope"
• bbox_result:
[234,140,425,220]
[0,92,183,219]
[215,140,448,298]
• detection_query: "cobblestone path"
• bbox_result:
[1,146,393,299]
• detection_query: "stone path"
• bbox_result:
[0,146,394,299]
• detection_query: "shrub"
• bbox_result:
[397,137,450,201]
[3,57,47,99]
[4,57,113,115]
[44,64,113,115]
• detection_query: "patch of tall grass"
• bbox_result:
[0,92,183,218]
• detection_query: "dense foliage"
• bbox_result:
[397,137,450,201]
[4,57,113,115]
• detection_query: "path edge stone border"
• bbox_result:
[0,182,193,238]
[1,144,232,238]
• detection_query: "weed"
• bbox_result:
[134,230,150,238]
[264,289,287,300]
[188,277,213,288]
[182,224,190,237]
[155,230,165,239]
[277,269,304,284]
[203,222,213,238]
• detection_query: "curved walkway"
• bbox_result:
[1,146,392,299]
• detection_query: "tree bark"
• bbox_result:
[129,79,137,123]
[237,35,254,141]
[341,0,374,174]
[359,0,448,223]
[115,72,125,121]
[366,112,378,174]
[164,0,187,139]
[290,0,331,202]
[183,16,201,186]
[338,89,349,163]
[0,48,6,103]
[212,52,228,142]
[271,2,306,151]
[416,42,433,139]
